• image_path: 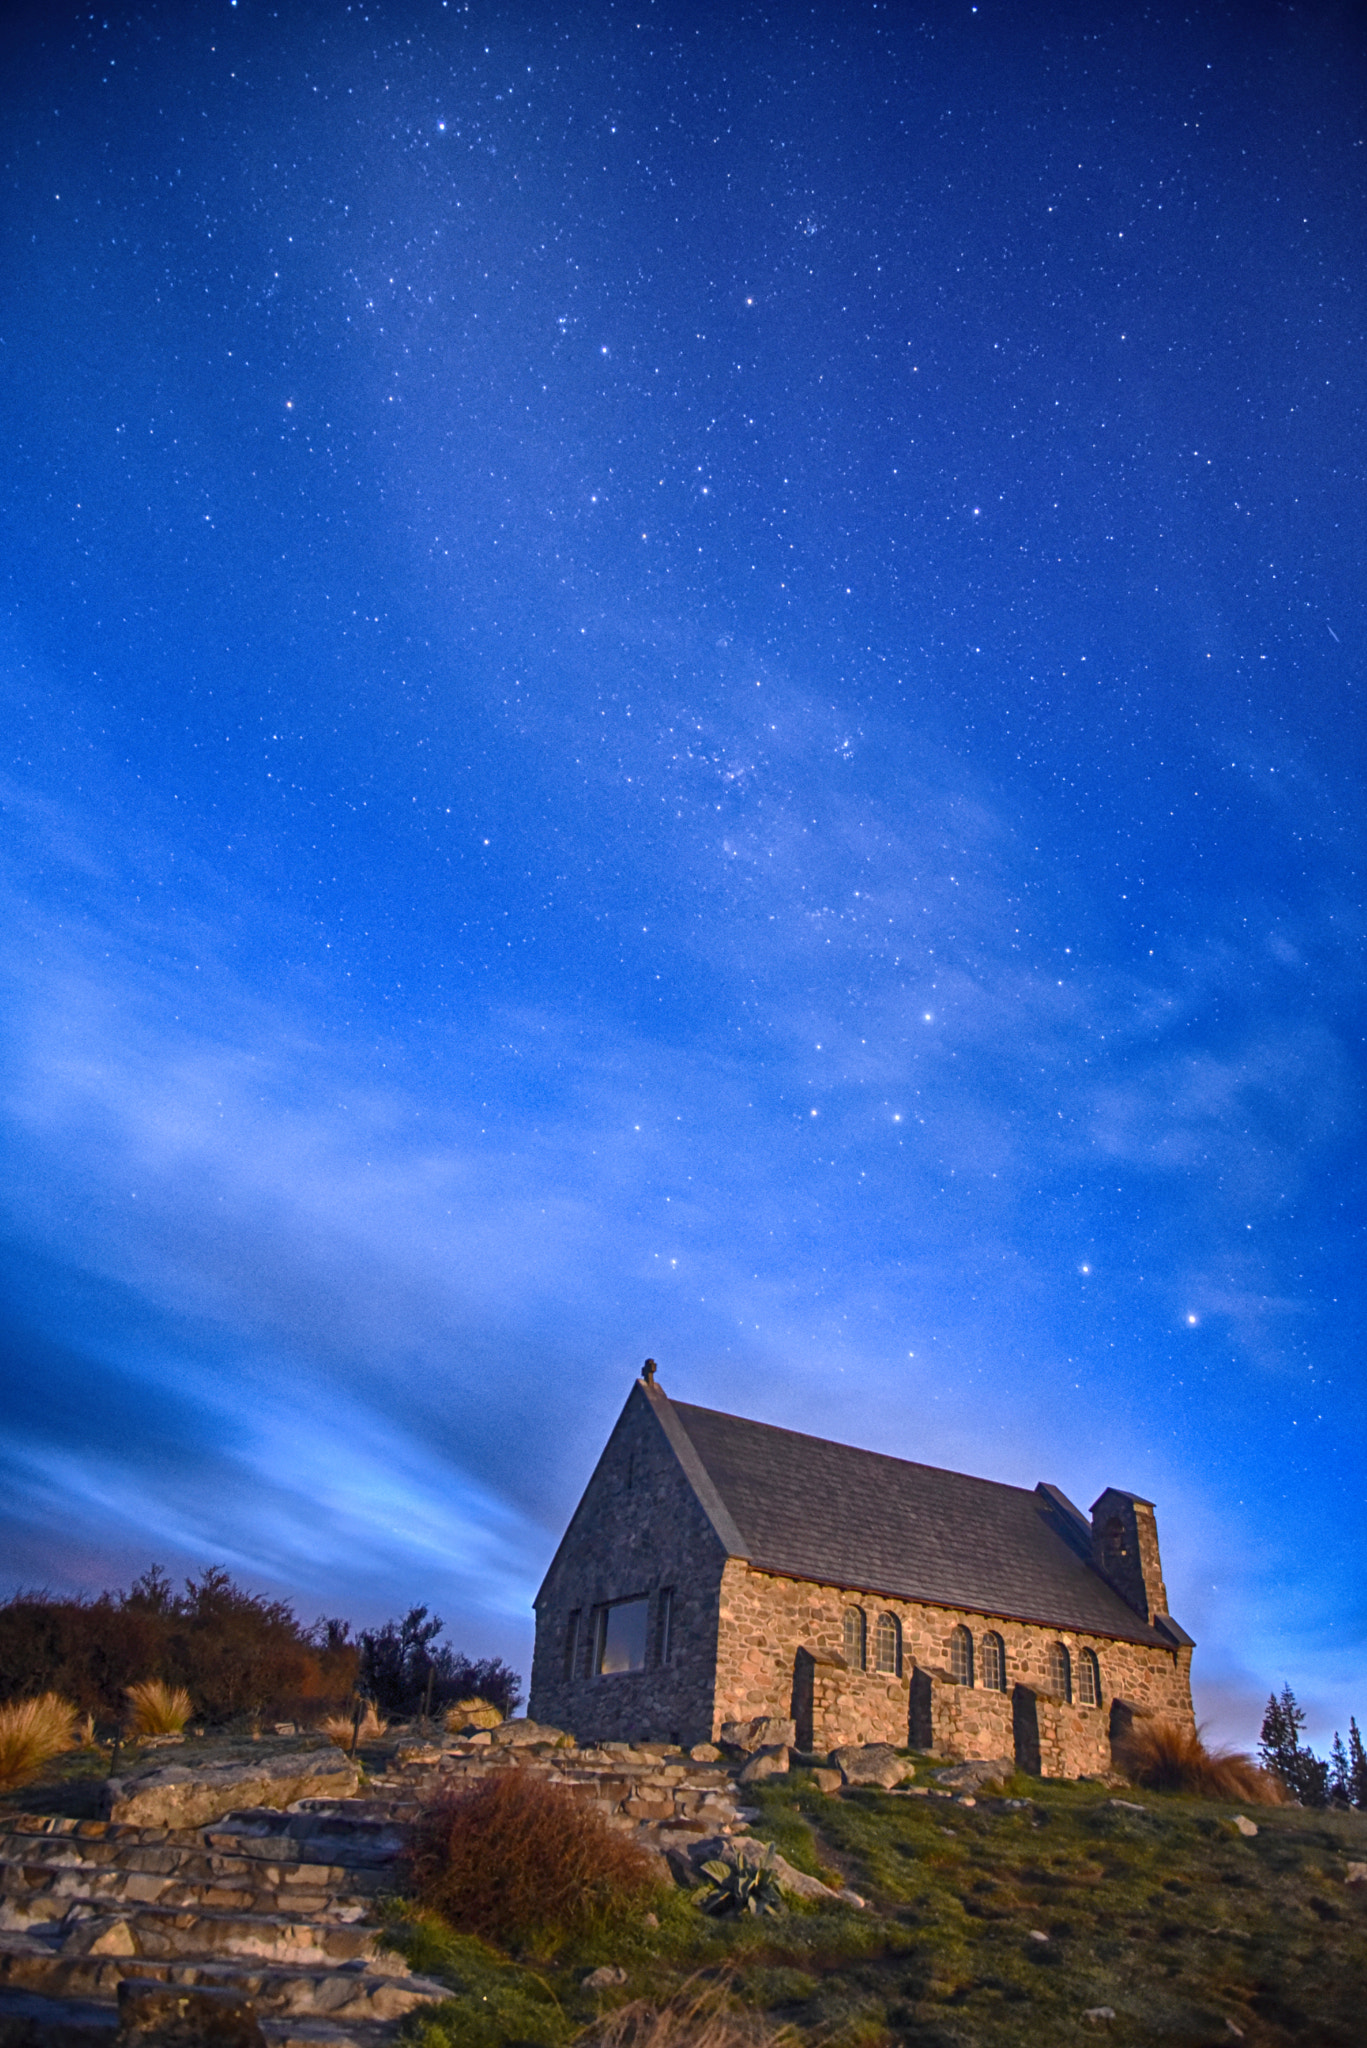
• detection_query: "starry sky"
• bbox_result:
[2,0,1363,1748]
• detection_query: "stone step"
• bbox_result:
[0,1862,375,1923]
[0,1943,445,2025]
[0,1985,409,2048]
[10,1900,385,1966]
[0,1830,388,1889]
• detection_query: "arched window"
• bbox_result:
[979,1631,1006,1692]
[842,1607,867,1670]
[1044,1641,1072,1702]
[948,1624,974,1686]
[1077,1648,1101,1708]
[875,1613,901,1675]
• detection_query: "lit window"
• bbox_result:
[842,1607,867,1670]
[1077,1648,1100,1708]
[563,1610,581,1681]
[949,1624,974,1686]
[980,1631,1006,1692]
[1045,1641,1072,1702]
[596,1597,649,1674]
[875,1613,901,1675]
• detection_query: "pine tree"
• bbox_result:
[1329,1732,1351,1805]
[1348,1718,1367,1811]
[1259,1685,1329,1807]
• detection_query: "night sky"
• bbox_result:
[2,1,1363,1749]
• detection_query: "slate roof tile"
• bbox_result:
[668,1398,1169,1648]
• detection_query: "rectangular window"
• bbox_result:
[656,1588,674,1667]
[564,1610,581,1682]
[596,1596,649,1674]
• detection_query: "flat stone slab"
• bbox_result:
[103,1755,361,1831]
[831,1744,910,1789]
[932,1758,1014,1794]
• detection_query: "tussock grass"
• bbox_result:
[1116,1715,1283,1803]
[444,1695,504,1731]
[407,1767,661,1954]
[0,1693,78,1789]
[320,1704,388,1746]
[124,1678,193,1736]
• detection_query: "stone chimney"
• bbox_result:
[1089,1488,1169,1625]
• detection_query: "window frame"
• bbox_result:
[656,1587,674,1668]
[1044,1640,1072,1703]
[948,1623,975,1687]
[979,1630,1006,1693]
[594,1595,651,1676]
[1077,1647,1101,1708]
[842,1606,867,1671]
[874,1612,901,1676]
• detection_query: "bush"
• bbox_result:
[406,1768,660,1953]
[0,1693,77,1790]
[1117,1716,1283,1803]
[125,1679,193,1736]
[358,1606,521,1720]
[444,1696,504,1732]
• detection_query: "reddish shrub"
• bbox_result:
[406,1767,660,1951]
[1117,1716,1284,1804]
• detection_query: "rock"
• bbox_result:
[811,1767,843,1795]
[61,1913,138,1956]
[643,1912,659,1927]
[831,1743,909,1789]
[686,1834,860,1907]
[689,1742,721,1762]
[489,1718,573,1747]
[719,1716,796,1752]
[932,1757,1012,1793]
[1231,1813,1258,1837]
[737,1744,790,1784]
[1028,1929,1049,1943]
[118,1978,267,2046]
[1345,1862,1367,1885]
[1107,1798,1148,1814]
[582,1965,628,1991]
[1082,2008,1116,2025]
[103,1747,360,1827]
[273,1722,297,1737]
[957,1795,977,1808]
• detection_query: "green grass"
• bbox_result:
[392,1770,1367,2048]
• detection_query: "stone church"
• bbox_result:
[528,1367,1196,1777]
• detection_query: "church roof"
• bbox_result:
[656,1389,1175,1648]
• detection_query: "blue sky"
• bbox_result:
[2,0,1363,1750]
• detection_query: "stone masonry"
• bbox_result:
[529,1373,1197,1777]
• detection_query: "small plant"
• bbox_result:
[0,1693,78,1789]
[321,1703,389,1747]
[406,1767,659,1952]
[695,1846,786,1919]
[1117,1715,1282,1803]
[125,1678,193,1737]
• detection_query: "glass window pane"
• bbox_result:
[599,1597,649,1674]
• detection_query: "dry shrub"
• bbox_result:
[588,1978,793,2048]
[1117,1716,1284,1804]
[125,1678,193,1736]
[444,1696,504,1731]
[320,1704,389,1747]
[407,1767,659,1951]
[0,1693,78,1790]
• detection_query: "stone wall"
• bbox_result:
[528,1384,728,1745]
[714,1560,1193,1777]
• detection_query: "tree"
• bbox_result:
[1260,1686,1329,1807]
[357,1607,521,1719]
[1348,1719,1367,1811]
[1329,1732,1352,1805]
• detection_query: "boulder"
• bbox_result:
[103,1747,360,1827]
[582,1965,628,1991]
[737,1744,790,1785]
[932,1757,1013,1794]
[811,1767,843,1795]
[1231,1813,1259,1838]
[489,1718,573,1747]
[831,1743,909,1789]
[719,1716,796,1752]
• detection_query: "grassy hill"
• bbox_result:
[390,1766,1367,2048]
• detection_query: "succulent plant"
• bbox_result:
[695,1845,785,1918]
